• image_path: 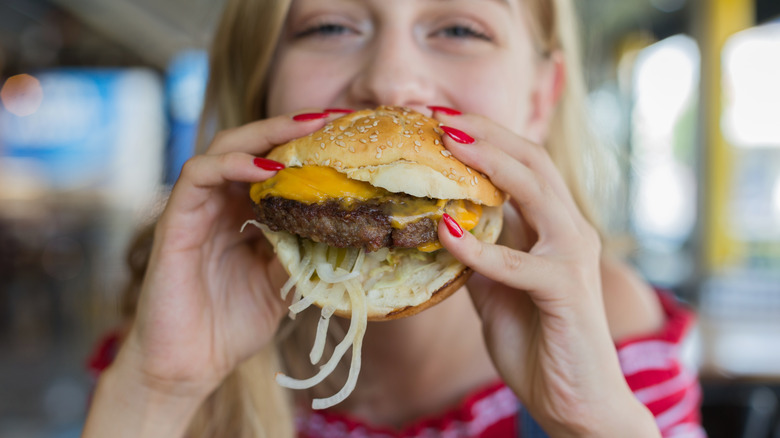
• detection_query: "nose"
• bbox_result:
[347,29,436,110]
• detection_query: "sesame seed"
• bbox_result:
[459,177,466,182]
[339,125,347,131]
[320,143,325,149]
[376,152,382,159]
[323,159,331,166]
[329,136,335,141]
[315,136,322,141]
[466,168,472,174]
[360,139,368,144]
[373,121,379,126]
[336,141,346,147]
[418,129,423,135]
[349,146,355,153]
[414,140,421,146]
[386,140,393,147]
[434,139,440,145]
[370,138,378,142]
[414,146,421,152]
[441,150,452,157]
[415,122,423,126]
[337,135,344,139]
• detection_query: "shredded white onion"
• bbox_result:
[240,219,264,233]
[310,305,335,365]
[287,280,326,315]
[315,264,360,283]
[275,279,362,391]
[254,224,372,409]
[310,279,367,410]
[281,251,313,301]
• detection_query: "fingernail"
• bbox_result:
[442,213,464,238]
[253,157,285,171]
[440,125,475,144]
[324,108,353,114]
[292,112,329,121]
[428,105,462,116]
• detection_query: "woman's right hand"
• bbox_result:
[109,112,331,400]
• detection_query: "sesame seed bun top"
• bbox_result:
[266,106,505,207]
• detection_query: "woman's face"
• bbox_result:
[266,0,557,141]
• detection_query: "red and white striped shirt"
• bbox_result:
[87,293,705,437]
[295,293,706,438]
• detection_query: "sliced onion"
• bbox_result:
[239,219,264,233]
[315,264,360,283]
[288,280,325,315]
[310,305,335,365]
[281,250,314,301]
[275,278,364,391]
[312,279,367,410]
[287,264,316,319]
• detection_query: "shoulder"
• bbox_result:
[600,256,665,343]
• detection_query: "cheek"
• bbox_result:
[441,58,534,134]
[266,51,348,117]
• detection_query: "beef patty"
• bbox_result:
[253,196,438,252]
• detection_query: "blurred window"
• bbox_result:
[629,34,700,288]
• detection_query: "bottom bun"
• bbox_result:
[262,205,503,321]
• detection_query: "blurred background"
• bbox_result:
[0,0,779,436]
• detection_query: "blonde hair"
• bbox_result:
[136,0,606,436]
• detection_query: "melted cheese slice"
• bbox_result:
[250,166,481,251]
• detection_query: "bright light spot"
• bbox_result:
[723,23,780,148]
[630,35,700,246]
[634,163,696,245]
[0,74,44,116]
[634,35,699,140]
[773,175,780,220]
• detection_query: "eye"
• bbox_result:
[295,22,354,39]
[436,24,491,42]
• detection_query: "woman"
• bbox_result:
[83,0,705,436]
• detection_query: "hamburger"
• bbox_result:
[244,106,504,409]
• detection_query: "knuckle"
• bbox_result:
[179,155,201,178]
[500,246,524,273]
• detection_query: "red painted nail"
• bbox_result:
[428,105,462,116]
[253,157,285,171]
[292,112,329,121]
[442,213,464,238]
[440,125,475,144]
[324,108,354,114]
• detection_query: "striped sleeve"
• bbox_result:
[616,292,707,438]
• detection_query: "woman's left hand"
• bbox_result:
[433,112,659,437]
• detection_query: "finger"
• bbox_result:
[439,129,577,236]
[438,215,560,302]
[167,152,282,214]
[434,112,577,213]
[206,110,334,156]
